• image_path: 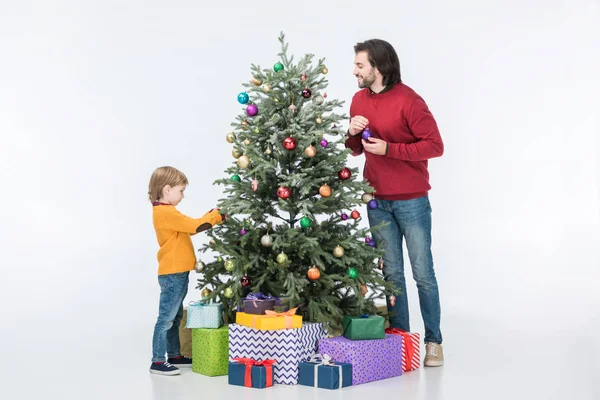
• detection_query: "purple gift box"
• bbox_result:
[317,334,403,385]
[237,293,294,314]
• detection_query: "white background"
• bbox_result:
[0,0,598,399]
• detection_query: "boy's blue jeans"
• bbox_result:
[152,271,189,362]
[367,196,443,344]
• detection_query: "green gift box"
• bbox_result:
[342,315,385,340]
[192,326,229,376]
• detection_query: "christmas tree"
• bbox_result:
[195,33,395,332]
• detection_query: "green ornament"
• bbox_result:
[348,268,358,279]
[217,256,223,262]
[300,216,311,228]
[224,259,235,272]
[230,174,241,182]
[223,287,234,298]
[276,252,288,265]
[274,62,284,72]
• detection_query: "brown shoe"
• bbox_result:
[424,342,444,367]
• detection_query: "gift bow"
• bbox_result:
[308,353,343,389]
[385,328,416,367]
[258,307,298,329]
[231,358,276,387]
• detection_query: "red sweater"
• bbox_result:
[345,83,444,200]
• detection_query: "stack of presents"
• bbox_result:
[182,292,420,390]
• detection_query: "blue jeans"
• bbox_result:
[152,271,189,362]
[368,196,442,344]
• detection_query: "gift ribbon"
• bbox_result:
[385,328,416,366]
[252,307,298,329]
[231,358,276,387]
[308,354,343,389]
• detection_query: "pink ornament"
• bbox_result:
[320,139,328,148]
[251,179,259,191]
[246,104,258,117]
[240,228,247,235]
[389,295,396,307]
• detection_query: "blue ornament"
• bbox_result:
[369,241,376,247]
[237,92,249,104]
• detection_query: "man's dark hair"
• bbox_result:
[354,39,402,86]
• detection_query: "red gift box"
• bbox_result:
[385,328,421,372]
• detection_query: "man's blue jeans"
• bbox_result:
[152,271,189,362]
[368,196,442,344]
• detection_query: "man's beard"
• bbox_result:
[358,72,376,89]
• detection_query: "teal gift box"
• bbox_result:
[342,315,385,340]
[299,354,352,390]
[185,301,223,329]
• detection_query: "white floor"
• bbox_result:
[7,312,598,400]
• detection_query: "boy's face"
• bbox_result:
[162,184,186,206]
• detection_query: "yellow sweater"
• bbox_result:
[152,205,224,275]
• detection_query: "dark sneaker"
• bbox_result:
[149,361,180,375]
[167,355,192,367]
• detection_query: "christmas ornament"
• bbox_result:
[246,104,258,117]
[304,145,317,157]
[226,132,236,143]
[389,295,396,307]
[209,239,216,248]
[333,245,345,258]
[362,193,374,203]
[263,84,271,92]
[283,136,297,151]
[264,146,272,155]
[368,241,376,247]
[237,92,249,104]
[301,88,312,98]
[313,94,324,105]
[251,78,262,86]
[194,260,206,273]
[217,256,223,262]
[301,73,307,82]
[201,288,212,298]
[348,268,358,279]
[232,148,242,159]
[240,228,247,236]
[251,179,259,192]
[241,120,249,129]
[362,128,373,141]
[379,258,384,270]
[237,155,250,169]
[230,175,241,182]
[338,167,351,180]
[300,216,311,228]
[320,138,328,147]
[307,266,320,281]
[316,117,323,124]
[244,139,251,145]
[351,210,361,219]
[341,213,348,221]
[365,237,372,244]
[273,62,284,72]
[368,199,379,210]
[260,234,273,247]
[323,93,327,98]
[319,184,332,197]
[361,284,368,296]
[322,67,329,74]
[240,275,251,287]
[288,104,297,113]
[224,259,235,272]
[276,252,288,265]
[254,128,260,133]
[277,186,291,199]
[224,287,234,298]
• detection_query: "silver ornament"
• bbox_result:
[261,234,273,247]
[194,260,206,272]
[313,95,324,105]
[362,193,374,204]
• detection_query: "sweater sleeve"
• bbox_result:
[386,96,444,161]
[344,98,364,156]
[158,207,225,234]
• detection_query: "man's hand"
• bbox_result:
[349,116,369,136]
[362,138,388,155]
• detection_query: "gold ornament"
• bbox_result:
[251,78,262,86]
[237,155,250,169]
[232,148,242,159]
[241,120,250,130]
[274,98,279,103]
[304,145,317,158]
[316,117,323,124]
[226,133,236,143]
[322,67,328,74]
[263,84,271,92]
[333,246,345,258]
[209,239,216,248]
[362,193,374,203]
[194,260,206,273]
[265,146,272,155]
[201,288,212,298]
[244,139,251,146]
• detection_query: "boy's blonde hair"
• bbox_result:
[148,166,189,202]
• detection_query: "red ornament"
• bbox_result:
[277,186,291,200]
[302,88,312,98]
[241,275,251,287]
[283,137,297,151]
[351,210,361,219]
[301,73,307,82]
[338,167,351,180]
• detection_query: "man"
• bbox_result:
[345,39,445,367]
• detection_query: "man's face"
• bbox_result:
[353,51,378,89]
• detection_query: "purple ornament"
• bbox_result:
[240,228,247,235]
[365,237,372,244]
[320,139,328,148]
[367,199,379,210]
[369,241,376,247]
[341,213,348,221]
[362,128,373,141]
[246,104,258,117]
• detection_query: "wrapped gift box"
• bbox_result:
[318,334,403,385]
[191,326,229,376]
[228,359,276,388]
[229,322,327,385]
[186,301,223,329]
[342,315,385,340]
[299,354,352,390]
[243,299,276,315]
[385,328,421,372]
[236,310,302,330]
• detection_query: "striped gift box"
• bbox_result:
[385,328,420,372]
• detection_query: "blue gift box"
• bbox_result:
[228,360,275,389]
[298,355,352,390]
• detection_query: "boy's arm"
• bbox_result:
[158,207,225,234]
